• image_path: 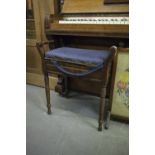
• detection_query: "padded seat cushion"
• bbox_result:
[45,47,111,66]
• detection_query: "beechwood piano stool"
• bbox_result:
[36,42,117,131]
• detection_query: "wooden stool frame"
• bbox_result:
[36,41,117,131]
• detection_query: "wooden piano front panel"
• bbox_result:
[47,22,129,38]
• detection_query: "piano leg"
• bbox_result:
[62,75,69,97]
[44,71,51,114]
[55,75,69,97]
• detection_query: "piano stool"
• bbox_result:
[36,42,117,131]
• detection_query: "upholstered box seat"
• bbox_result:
[37,42,117,131]
[45,47,112,66]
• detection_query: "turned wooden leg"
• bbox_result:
[44,72,51,114]
[104,99,111,129]
[98,86,106,131]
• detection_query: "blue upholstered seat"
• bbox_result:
[45,47,111,66]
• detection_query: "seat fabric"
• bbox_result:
[45,47,111,66]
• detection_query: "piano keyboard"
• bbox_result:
[59,17,129,25]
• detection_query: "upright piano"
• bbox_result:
[44,0,129,112]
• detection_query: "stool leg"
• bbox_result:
[44,72,51,114]
[104,99,111,129]
[98,86,106,131]
[104,61,115,129]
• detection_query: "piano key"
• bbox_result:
[59,17,129,25]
